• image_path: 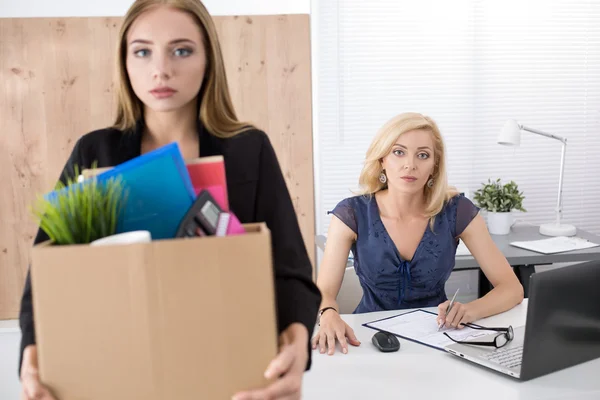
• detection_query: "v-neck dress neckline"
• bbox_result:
[371,196,429,263]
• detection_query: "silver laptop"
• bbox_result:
[444,260,600,381]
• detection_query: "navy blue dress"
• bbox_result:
[329,193,479,314]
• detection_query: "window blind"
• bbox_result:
[315,0,600,241]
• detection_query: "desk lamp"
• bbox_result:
[497,120,577,237]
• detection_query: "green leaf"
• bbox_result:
[30,164,128,245]
[473,178,526,213]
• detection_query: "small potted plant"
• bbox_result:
[31,166,128,245]
[473,178,526,235]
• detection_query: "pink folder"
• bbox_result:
[186,157,245,235]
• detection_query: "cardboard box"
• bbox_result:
[31,223,278,399]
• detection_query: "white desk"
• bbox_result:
[303,299,600,400]
[0,320,21,400]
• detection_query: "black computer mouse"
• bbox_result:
[371,331,401,352]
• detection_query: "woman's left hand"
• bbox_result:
[232,322,309,400]
[436,301,479,330]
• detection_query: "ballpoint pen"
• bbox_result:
[438,288,460,331]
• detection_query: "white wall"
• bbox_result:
[0,0,310,17]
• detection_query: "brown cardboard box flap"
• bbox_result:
[31,223,277,399]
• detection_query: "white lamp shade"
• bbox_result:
[498,119,522,146]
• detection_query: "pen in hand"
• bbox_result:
[438,288,460,331]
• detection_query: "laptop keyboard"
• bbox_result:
[481,345,523,369]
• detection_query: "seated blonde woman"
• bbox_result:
[312,112,524,355]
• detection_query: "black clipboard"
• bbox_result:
[362,309,485,352]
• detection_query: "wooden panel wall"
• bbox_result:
[0,15,315,320]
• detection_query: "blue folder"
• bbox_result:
[92,142,196,239]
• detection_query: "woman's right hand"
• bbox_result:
[311,310,361,355]
[20,345,56,400]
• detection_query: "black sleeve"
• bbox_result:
[18,138,84,376]
[254,133,322,370]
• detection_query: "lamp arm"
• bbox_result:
[519,123,567,226]
[520,124,567,144]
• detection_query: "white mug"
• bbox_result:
[90,231,152,246]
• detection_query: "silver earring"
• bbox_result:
[427,177,434,188]
[379,170,387,184]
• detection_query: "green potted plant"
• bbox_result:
[31,166,128,245]
[473,178,526,235]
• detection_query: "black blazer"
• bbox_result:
[18,121,321,372]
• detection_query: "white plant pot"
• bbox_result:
[486,211,514,235]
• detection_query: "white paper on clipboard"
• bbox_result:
[363,309,490,351]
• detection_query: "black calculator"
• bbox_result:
[176,190,230,237]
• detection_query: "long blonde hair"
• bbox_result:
[112,0,251,137]
[358,112,459,226]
